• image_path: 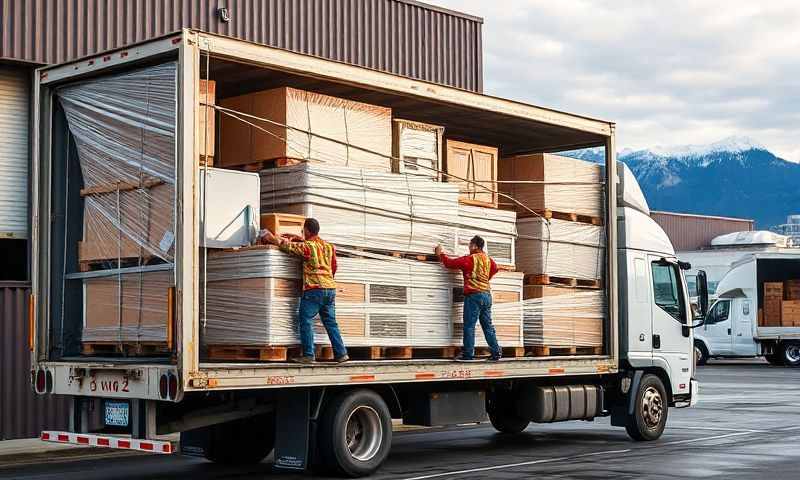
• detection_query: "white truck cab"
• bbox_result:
[694,253,800,366]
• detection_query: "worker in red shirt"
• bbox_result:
[436,235,502,361]
[261,218,349,364]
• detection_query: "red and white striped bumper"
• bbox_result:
[41,431,175,454]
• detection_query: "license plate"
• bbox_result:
[104,401,130,427]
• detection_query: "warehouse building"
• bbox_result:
[0,0,483,440]
[650,210,755,252]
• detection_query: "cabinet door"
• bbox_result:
[445,140,498,207]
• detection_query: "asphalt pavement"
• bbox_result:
[4,359,800,480]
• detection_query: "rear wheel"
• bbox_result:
[318,389,392,477]
[203,413,275,465]
[694,341,709,366]
[782,342,800,367]
[625,374,668,441]
[487,391,529,434]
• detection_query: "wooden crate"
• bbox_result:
[764,282,784,327]
[198,79,216,165]
[444,139,498,208]
[260,213,305,238]
[392,118,444,180]
[782,300,800,327]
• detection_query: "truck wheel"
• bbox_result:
[318,389,392,477]
[204,413,275,464]
[487,392,529,434]
[625,374,668,441]
[694,341,708,366]
[782,343,800,367]
[488,409,529,434]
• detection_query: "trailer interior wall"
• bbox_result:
[33,31,617,396]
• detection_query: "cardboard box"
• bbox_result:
[444,140,498,208]
[218,86,392,170]
[764,282,784,327]
[80,183,175,263]
[498,153,603,218]
[82,271,173,343]
[392,119,444,180]
[785,279,800,300]
[782,300,800,327]
[522,285,605,347]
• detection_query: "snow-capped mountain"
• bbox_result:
[564,137,800,228]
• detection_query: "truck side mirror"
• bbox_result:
[696,270,709,319]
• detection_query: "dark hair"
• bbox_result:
[470,235,485,250]
[304,218,321,236]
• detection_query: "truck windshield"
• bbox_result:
[652,262,686,323]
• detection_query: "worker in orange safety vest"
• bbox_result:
[261,218,349,364]
[435,235,501,361]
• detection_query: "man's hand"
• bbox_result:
[282,233,303,242]
[434,245,444,256]
[259,229,278,245]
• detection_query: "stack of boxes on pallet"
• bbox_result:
[760,280,800,327]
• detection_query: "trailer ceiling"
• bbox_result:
[207,57,609,155]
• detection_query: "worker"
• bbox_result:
[260,218,349,364]
[435,235,502,361]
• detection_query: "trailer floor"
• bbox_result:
[4,359,799,480]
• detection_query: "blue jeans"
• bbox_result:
[298,288,347,358]
[462,291,501,358]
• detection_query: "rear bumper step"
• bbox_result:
[41,431,175,454]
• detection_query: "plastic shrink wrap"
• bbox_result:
[522,286,605,347]
[201,248,525,349]
[451,271,524,348]
[516,218,605,281]
[219,87,392,171]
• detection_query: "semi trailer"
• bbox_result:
[30,30,703,477]
[694,253,800,366]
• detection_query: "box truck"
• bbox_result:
[30,31,702,477]
[694,253,800,366]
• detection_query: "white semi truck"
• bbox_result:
[694,253,800,366]
[30,31,703,477]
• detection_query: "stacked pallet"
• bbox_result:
[516,218,605,282]
[451,271,525,348]
[454,205,517,267]
[201,248,524,354]
[522,286,605,348]
[219,87,392,171]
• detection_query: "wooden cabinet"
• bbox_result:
[444,140,498,208]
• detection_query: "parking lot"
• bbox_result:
[4,360,800,480]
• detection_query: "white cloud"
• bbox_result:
[431,0,800,161]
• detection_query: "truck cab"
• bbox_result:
[694,253,800,366]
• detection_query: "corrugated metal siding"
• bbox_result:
[0,0,483,92]
[651,211,755,251]
[0,284,70,440]
[0,67,29,239]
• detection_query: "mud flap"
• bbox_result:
[273,388,311,471]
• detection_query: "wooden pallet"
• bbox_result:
[468,346,526,358]
[523,274,602,289]
[527,345,604,357]
[81,342,171,356]
[341,247,439,263]
[411,346,458,359]
[206,345,299,362]
[518,208,603,226]
[78,256,157,272]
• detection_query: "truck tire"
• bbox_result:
[487,391,529,434]
[625,374,668,441]
[318,389,392,477]
[488,409,529,434]
[782,342,800,367]
[204,413,275,465]
[694,341,709,366]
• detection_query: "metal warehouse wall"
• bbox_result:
[651,211,755,252]
[0,284,69,440]
[0,0,483,92]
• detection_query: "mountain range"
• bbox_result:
[565,136,800,229]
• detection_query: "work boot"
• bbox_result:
[290,355,314,365]
[454,353,475,362]
[334,354,350,363]
[488,353,502,362]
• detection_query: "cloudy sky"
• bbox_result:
[431,1,800,161]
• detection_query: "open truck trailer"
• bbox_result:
[31,30,700,477]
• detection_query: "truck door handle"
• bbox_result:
[727,328,731,335]
[652,335,661,349]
